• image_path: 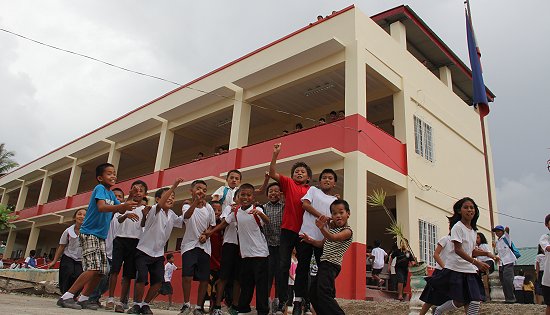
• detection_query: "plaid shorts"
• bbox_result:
[79,233,109,274]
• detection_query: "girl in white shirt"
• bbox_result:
[432,198,493,315]
[48,208,86,294]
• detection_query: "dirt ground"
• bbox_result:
[0,292,546,314]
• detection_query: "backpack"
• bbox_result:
[219,187,230,205]
[502,237,521,259]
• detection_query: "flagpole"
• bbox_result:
[466,0,496,237]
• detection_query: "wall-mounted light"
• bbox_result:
[304,83,335,97]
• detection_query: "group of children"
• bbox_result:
[50,143,353,315]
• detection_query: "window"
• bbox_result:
[419,219,438,267]
[413,116,434,162]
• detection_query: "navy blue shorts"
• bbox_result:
[181,247,210,281]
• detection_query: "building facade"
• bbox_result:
[0,5,497,300]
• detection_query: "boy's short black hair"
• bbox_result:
[191,179,207,188]
[319,168,337,182]
[112,187,124,195]
[131,180,148,193]
[166,253,174,260]
[239,183,255,193]
[30,250,36,257]
[374,240,381,247]
[266,182,281,196]
[330,111,337,115]
[226,169,242,180]
[154,187,170,199]
[545,214,550,226]
[291,162,313,181]
[210,200,222,207]
[95,163,115,180]
[330,199,350,213]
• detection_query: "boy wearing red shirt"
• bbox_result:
[269,143,311,314]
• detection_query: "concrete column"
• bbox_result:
[344,40,367,117]
[341,151,367,299]
[390,21,407,49]
[37,171,52,205]
[107,142,121,172]
[154,121,174,171]
[0,188,8,205]
[66,159,82,197]
[24,224,40,258]
[439,66,453,90]
[15,180,28,211]
[4,228,17,259]
[228,85,251,150]
[395,189,412,250]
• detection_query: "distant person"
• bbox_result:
[294,123,303,131]
[514,270,526,304]
[24,250,37,269]
[318,118,326,125]
[371,240,387,287]
[390,240,415,301]
[329,111,337,122]
[493,225,518,303]
[0,253,4,269]
[337,110,345,119]
[523,274,535,304]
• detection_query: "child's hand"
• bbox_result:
[474,260,490,273]
[315,215,329,229]
[122,200,138,211]
[142,205,152,216]
[199,234,207,244]
[173,178,184,187]
[126,213,140,222]
[249,208,262,216]
[334,193,341,199]
[264,171,270,179]
[273,143,282,154]
[299,233,312,243]
[47,261,56,269]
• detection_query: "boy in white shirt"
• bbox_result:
[211,169,241,210]
[179,180,216,315]
[295,169,338,314]
[493,225,518,303]
[160,253,179,308]
[538,214,550,315]
[130,178,184,315]
[371,240,387,286]
[107,180,148,312]
[222,183,270,315]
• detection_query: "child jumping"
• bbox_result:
[56,163,137,310]
[301,199,353,315]
[269,143,312,314]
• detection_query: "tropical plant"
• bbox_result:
[367,189,418,262]
[0,143,19,174]
[0,203,17,231]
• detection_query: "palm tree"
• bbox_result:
[0,143,19,175]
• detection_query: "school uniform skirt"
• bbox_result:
[420,269,449,306]
[427,268,485,303]
[536,271,545,295]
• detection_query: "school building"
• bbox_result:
[0,5,496,300]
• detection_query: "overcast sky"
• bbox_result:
[1,1,549,247]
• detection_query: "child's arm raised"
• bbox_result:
[315,215,352,242]
[268,143,282,182]
[159,178,184,211]
[97,199,137,213]
[183,195,204,219]
[255,172,270,195]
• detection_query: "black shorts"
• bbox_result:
[542,285,550,306]
[182,247,210,281]
[158,281,173,295]
[134,250,164,285]
[372,268,383,276]
[219,243,241,281]
[111,237,139,279]
[395,266,408,284]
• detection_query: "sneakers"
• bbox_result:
[78,299,99,310]
[212,308,223,315]
[270,298,279,315]
[141,305,154,314]
[192,309,204,315]
[275,301,286,315]
[227,306,238,315]
[115,303,125,313]
[123,302,130,310]
[127,304,141,314]
[291,301,302,315]
[106,300,115,310]
[57,297,82,310]
[179,304,192,315]
[303,303,312,315]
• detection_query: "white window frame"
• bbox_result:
[413,115,434,162]
[419,219,438,267]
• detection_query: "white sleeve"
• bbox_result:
[450,224,464,244]
[220,205,232,219]
[59,228,70,245]
[301,186,316,203]
[256,207,266,226]
[182,204,191,222]
[208,204,216,227]
[212,186,225,198]
[540,234,550,252]
[173,214,184,228]
[24,257,30,263]
[225,211,236,224]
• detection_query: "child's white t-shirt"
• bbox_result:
[371,247,386,269]
[300,186,337,241]
[114,206,144,239]
[59,224,82,261]
[105,214,119,260]
[213,186,238,210]
[220,205,238,245]
[164,262,178,282]
[539,233,550,286]
[180,203,216,256]
[446,221,477,273]
[224,206,269,258]
[137,205,184,257]
[436,235,454,270]
[536,253,546,271]
[513,275,525,290]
